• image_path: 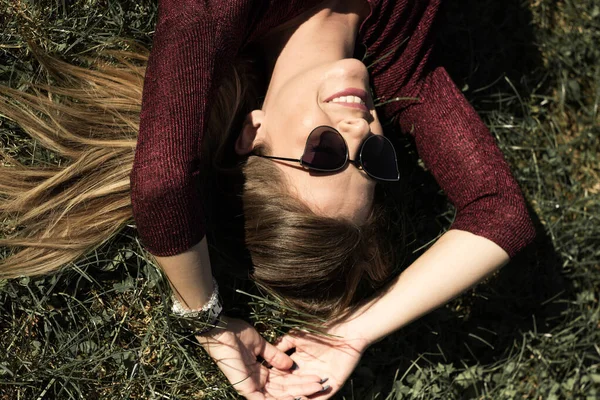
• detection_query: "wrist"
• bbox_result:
[169,277,224,336]
[196,316,230,344]
[333,290,391,349]
[327,313,373,353]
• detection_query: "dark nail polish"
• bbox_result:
[319,377,329,384]
[319,384,331,393]
[290,361,299,371]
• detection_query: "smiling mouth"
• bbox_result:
[324,88,368,103]
[328,102,369,113]
[326,96,369,112]
[324,88,370,112]
[328,95,366,105]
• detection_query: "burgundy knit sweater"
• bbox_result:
[131,0,536,258]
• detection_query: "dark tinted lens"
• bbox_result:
[360,135,400,181]
[301,127,347,171]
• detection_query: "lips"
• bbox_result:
[324,88,368,103]
[324,88,370,112]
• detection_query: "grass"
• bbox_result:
[1,0,599,398]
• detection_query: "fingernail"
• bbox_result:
[319,384,331,393]
[290,361,299,371]
[319,377,329,384]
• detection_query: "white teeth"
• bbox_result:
[329,95,365,105]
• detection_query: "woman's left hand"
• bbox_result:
[274,322,370,399]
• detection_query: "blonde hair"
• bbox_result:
[0,45,399,322]
[0,49,144,278]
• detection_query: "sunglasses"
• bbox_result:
[251,125,400,181]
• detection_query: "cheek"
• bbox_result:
[275,79,323,128]
[272,101,324,142]
[272,94,314,127]
[301,114,317,129]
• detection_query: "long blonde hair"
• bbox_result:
[0,41,258,277]
[0,49,144,278]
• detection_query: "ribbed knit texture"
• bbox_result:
[131,0,536,258]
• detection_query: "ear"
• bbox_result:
[235,110,265,155]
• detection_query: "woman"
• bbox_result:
[0,0,536,399]
[130,0,536,398]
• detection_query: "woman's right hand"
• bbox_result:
[196,316,328,400]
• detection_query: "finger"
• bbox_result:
[287,381,329,400]
[265,375,328,398]
[269,371,324,384]
[274,335,296,353]
[267,372,327,397]
[288,354,306,376]
[261,340,294,371]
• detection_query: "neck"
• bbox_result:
[259,0,368,100]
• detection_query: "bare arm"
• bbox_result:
[338,229,510,347]
[272,229,513,399]
[154,239,330,399]
[153,236,214,310]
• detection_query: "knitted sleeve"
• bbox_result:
[395,66,536,258]
[130,0,253,256]
[366,0,535,258]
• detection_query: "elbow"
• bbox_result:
[129,161,203,256]
[503,206,537,257]
[452,201,537,259]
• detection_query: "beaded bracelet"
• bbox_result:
[170,278,223,335]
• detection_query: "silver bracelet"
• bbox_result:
[170,278,223,335]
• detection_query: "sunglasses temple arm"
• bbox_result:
[256,155,302,163]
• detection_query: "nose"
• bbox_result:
[337,118,370,140]
[337,118,370,156]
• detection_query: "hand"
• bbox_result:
[197,316,328,400]
[274,322,371,399]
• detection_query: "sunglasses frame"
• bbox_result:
[251,125,400,182]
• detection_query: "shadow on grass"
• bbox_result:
[338,1,576,398]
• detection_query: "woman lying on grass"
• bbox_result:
[0,0,536,398]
